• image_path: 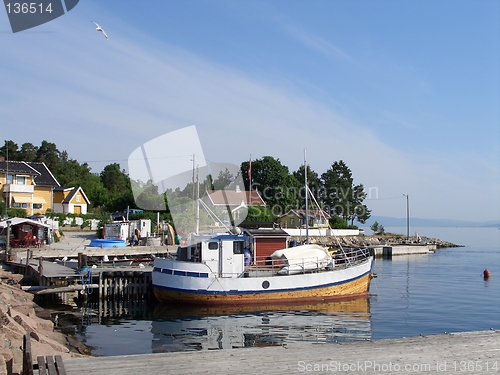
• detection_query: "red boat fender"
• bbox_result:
[483,269,491,279]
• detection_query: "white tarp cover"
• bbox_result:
[270,243,331,264]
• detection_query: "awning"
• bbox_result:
[12,196,32,203]
[0,217,51,228]
[33,197,47,204]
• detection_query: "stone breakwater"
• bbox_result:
[312,234,462,249]
[0,266,89,375]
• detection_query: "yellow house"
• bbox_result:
[279,209,331,229]
[0,160,60,216]
[53,186,90,214]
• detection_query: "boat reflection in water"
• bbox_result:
[151,298,371,352]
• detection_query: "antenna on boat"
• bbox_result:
[195,163,200,235]
[304,149,309,245]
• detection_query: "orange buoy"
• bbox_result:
[483,269,491,279]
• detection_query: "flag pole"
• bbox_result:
[248,154,252,205]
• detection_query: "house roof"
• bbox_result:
[61,186,90,204]
[282,209,331,220]
[0,161,60,187]
[0,161,40,176]
[243,228,290,238]
[206,188,265,207]
[26,162,60,187]
[0,217,51,228]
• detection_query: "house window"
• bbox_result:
[12,202,29,209]
[76,195,81,202]
[33,204,43,210]
[16,176,26,185]
[290,218,295,226]
[6,174,13,184]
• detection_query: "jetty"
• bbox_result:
[60,330,500,374]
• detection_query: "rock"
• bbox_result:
[0,267,91,374]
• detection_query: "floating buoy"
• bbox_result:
[483,269,491,279]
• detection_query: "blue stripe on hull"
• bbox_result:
[153,269,372,296]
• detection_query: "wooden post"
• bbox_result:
[25,250,30,275]
[22,332,33,375]
[38,257,43,286]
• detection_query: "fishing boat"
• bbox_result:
[152,233,372,305]
[152,153,373,306]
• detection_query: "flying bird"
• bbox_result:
[91,21,108,40]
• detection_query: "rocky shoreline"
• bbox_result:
[0,265,90,375]
[322,233,462,249]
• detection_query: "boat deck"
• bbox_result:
[62,330,500,374]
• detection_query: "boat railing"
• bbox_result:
[332,247,372,267]
[245,255,332,277]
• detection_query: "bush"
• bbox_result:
[329,216,349,229]
[370,221,385,235]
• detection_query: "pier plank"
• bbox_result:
[63,330,500,374]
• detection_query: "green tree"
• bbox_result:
[19,143,38,162]
[370,221,385,235]
[244,206,275,222]
[100,163,130,195]
[212,168,235,190]
[350,184,371,225]
[0,141,19,160]
[36,141,62,172]
[292,164,322,209]
[241,156,299,216]
[321,160,353,221]
[321,160,370,225]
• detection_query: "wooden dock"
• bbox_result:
[61,330,500,374]
[8,257,154,302]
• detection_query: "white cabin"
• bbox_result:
[176,234,248,278]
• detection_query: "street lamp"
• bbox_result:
[403,194,409,240]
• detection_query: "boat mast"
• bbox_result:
[195,163,200,235]
[304,150,309,245]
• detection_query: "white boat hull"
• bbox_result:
[152,256,373,305]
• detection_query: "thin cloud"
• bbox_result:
[281,23,356,64]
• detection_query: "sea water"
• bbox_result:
[73,227,500,356]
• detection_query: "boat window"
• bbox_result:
[233,241,244,255]
[208,242,218,250]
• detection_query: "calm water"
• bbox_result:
[68,227,499,356]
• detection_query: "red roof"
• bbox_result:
[284,209,331,220]
[206,189,265,206]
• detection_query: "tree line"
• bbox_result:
[1,140,371,228]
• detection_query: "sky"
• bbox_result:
[1,0,499,222]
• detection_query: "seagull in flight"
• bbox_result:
[91,21,108,40]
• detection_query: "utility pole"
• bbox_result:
[403,194,410,240]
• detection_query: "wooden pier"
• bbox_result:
[61,330,500,374]
[8,256,154,302]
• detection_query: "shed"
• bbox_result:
[243,228,290,265]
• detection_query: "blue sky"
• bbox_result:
[1,0,499,222]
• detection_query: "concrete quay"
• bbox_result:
[63,330,500,374]
[369,244,437,258]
